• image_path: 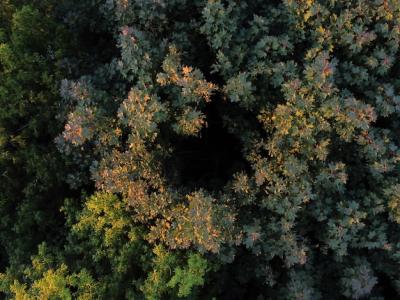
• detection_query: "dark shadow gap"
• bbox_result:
[164,98,248,191]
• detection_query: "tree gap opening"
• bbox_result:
[164,98,248,191]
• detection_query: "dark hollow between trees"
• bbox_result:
[164,100,248,191]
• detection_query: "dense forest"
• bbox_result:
[1,0,400,299]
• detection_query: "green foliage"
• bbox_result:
[142,246,207,299]
[141,245,179,299]
[0,1,71,270]
[0,244,98,299]
[341,260,378,299]
[63,192,148,298]
[167,254,207,297]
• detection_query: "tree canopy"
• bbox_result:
[1,0,400,299]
